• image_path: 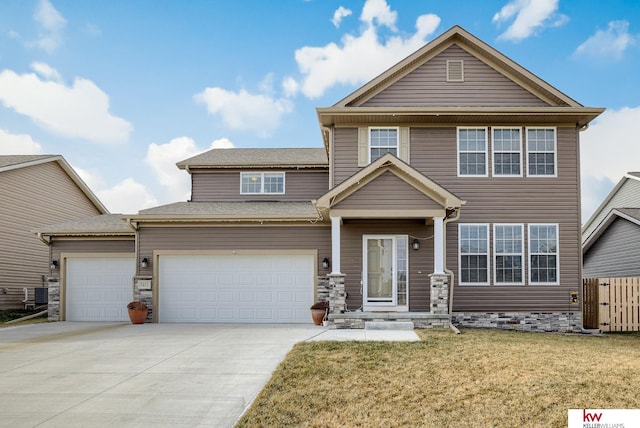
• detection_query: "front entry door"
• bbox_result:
[363,235,408,311]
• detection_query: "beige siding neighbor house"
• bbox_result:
[0,155,107,310]
[37,26,603,331]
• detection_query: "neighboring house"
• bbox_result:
[36,26,603,331]
[582,173,640,278]
[0,155,107,310]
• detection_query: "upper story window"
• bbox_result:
[369,127,398,162]
[240,172,285,194]
[493,128,522,176]
[526,127,556,177]
[457,127,488,177]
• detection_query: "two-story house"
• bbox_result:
[37,26,603,331]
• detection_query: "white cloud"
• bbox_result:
[493,0,567,41]
[29,0,67,53]
[332,6,352,28]
[282,76,299,98]
[0,66,132,144]
[294,0,440,99]
[574,21,637,60]
[0,129,42,154]
[210,137,235,149]
[194,87,293,137]
[30,61,62,82]
[146,137,200,202]
[74,167,158,214]
[580,107,640,220]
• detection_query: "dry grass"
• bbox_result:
[236,329,640,428]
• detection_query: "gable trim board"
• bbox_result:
[582,209,640,253]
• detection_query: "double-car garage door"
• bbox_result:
[65,254,315,323]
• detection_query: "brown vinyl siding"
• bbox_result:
[361,45,549,107]
[0,162,102,309]
[51,239,135,264]
[333,128,359,186]
[583,217,640,278]
[340,219,434,311]
[191,170,329,201]
[582,178,640,243]
[138,226,331,278]
[334,171,443,210]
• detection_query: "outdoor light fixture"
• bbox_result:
[412,239,420,251]
[140,257,148,269]
[322,257,330,269]
[50,260,58,270]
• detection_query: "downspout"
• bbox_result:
[443,208,461,334]
[36,232,50,245]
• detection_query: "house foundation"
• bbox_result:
[451,312,583,333]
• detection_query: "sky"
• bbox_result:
[0,0,639,223]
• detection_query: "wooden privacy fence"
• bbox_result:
[583,277,640,332]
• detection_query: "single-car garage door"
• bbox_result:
[159,254,315,323]
[66,257,135,321]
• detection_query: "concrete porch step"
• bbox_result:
[365,321,415,331]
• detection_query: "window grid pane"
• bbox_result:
[459,128,487,176]
[370,128,398,162]
[494,225,523,284]
[241,173,262,194]
[493,128,521,176]
[241,172,284,194]
[527,128,556,176]
[529,225,558,284]
[460,225,488,284]
[263,173,284,194]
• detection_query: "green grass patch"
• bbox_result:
[0,308,48,327]
[236,329,640,427]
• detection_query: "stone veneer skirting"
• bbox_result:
[47,277,60,321]
[133,276,153,322]
[451,312,583,333]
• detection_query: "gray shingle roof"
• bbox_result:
[137,201,320,219]
[177,148,328,169]
[0,155,58,170]
[33,214,134,236]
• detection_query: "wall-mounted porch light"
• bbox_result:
[322,257,330,269]
[50,260,58,270]
[412,239,420,251]
[140,257,148,269]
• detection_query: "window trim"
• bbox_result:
[458,223,490,286]
[240,171,285,195]
[528,223,560,285]
[457,127,489,177]
[526,127,557,178]
[368,126,400,163]
[492,127,523,177]
[493,224,525,286]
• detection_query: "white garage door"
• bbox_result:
[159,254,315,323]
[66,257,135,321]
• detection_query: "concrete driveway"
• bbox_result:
[0,322,326,428]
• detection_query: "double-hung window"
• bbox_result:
[240,172,285,194]
[459,224,489,285]
[493,224,524,285]
[458,127,488,176]
[529,224,559,284]
[527,127,556,176]
[369,127,398,162]
[492,128,522,176]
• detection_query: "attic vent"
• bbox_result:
[446,60,464,82]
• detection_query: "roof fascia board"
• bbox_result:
[581,176,637,234]
[583,208,640,252]
[0,155,59,173]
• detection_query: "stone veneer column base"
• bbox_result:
[133,276,153,322]
[327,274,346,327]
[452,312,583,333]
[47,277,60,321]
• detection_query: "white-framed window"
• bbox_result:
[492,128,522,176]
[240,172,285,194]
[528,224,559,285]
[493,224,524,285]
[526,127,557,176]
[457,127,488,177]
[459,224,490,285]
[369,127,399,162]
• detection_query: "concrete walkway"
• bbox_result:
[0,322,418,428]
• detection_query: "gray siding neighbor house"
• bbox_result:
[36,26,603,331]
[0,155,107,309]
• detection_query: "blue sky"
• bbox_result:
[0,0,639,222]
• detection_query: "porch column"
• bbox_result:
[433,216,445,274]
[330,216,342,274]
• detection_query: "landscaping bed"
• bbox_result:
[0,308,48,326]
[236,329,640,427]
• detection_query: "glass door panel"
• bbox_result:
[367,238,393,302]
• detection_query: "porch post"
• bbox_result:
[433,216,445,274]
[330,216,342,274]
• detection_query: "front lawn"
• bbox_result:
[236,329,640,427]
